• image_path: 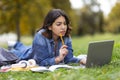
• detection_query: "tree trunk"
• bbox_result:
[15,0,21,42]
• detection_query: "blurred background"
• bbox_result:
[0,0,120,45]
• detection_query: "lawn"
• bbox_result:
[0,33,120,80]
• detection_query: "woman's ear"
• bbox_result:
[48,26,52,30]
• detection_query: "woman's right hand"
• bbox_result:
[55,45,68,63]
[59,45,68,57]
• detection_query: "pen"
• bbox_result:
[59,33,64,45]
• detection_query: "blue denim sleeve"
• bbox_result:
[64,38,81,63]
[32,32,56,66]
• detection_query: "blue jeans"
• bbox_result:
[10,42,33,60]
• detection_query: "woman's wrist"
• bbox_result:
[55,56,63,64]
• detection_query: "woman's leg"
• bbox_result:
[10,42,32,60]
[13,42,27,51]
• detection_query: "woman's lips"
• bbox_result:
[60,31,66,35]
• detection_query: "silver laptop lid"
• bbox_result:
[86,40,114,68]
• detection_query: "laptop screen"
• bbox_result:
[86,40,114,68]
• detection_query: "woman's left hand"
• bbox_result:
[79,58,87,65]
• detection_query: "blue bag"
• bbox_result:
[0,48,19,66]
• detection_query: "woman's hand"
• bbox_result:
[55,45,68,63]
[80,58,87,65]
[59,45,68,58]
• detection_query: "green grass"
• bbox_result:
[1,33,120,80]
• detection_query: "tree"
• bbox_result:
[0,0,52,41]
[77,0,104,35]
[0,0,30,41]
[105,2,120,33]
[0,0,78,38]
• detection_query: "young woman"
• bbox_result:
[10,9,86,66]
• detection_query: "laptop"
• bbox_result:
[78,40,114,68]
[85,40,114,68]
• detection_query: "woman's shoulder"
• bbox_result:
[33,29,47,45]
[37,29,45,35]
[33,29,47,41]
[35,29,46,38]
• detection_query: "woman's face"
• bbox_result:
[49,16,67,40]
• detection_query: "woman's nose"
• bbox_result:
[61,24,66,30]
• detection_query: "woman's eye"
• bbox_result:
[56,22,67,26]
[56,23,61,26]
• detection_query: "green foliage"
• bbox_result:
[1,0,120,40]
[109,3,120,20]
[1,33,120,80]
[105,2,120,33]
[51,0,71,12]
[0,0,53,36]
[0,0,75,36]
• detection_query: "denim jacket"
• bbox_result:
[10,29,80,66]
[32,29,80,66]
